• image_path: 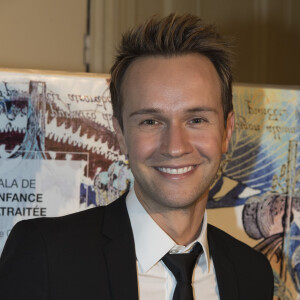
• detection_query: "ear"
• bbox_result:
[222,111,235,153]
[112,117,128,155]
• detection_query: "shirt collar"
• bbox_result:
[126,188,211,273]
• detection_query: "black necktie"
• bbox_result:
[162,242,202,300]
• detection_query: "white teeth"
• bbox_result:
[158,166,193,174]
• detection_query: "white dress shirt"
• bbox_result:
[126,188,220,300]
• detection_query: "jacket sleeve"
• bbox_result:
[0,220,50,300]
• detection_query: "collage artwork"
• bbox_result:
[0,69,299,299]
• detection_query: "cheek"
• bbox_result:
[126,132,160,162]
[192,131,224,159]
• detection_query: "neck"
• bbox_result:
[137,192,207,246]
[152,205,205,246]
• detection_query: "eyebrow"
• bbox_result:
[185,107,218,114]
[129,108,162,118]
[129,107,218,118]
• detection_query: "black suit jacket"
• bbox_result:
[0,194,273,300]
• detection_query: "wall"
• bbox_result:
[0,0,86,72]
[0,1,299,84]
[89,0,300,86]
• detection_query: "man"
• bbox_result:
[0,14,273,299]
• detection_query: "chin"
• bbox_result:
[156,189,207,210]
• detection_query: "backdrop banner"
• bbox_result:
[0,69,299,300]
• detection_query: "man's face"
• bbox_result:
[113,54,234,214]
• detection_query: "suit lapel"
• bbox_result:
[102,195,139,300]
[207,225,239,300]
[100,198,240,300]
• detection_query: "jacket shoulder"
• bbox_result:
[17,194,126,235]
[2,195,128,256]
[208,223,270,264]
[0,196,128,300]
[208,224,274,299]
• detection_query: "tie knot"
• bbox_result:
[162,242,202,284]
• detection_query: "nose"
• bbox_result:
[160,123,193,157]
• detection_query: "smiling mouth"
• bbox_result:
[156,165,195,175]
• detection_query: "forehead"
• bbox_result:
[121,54,222,113]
